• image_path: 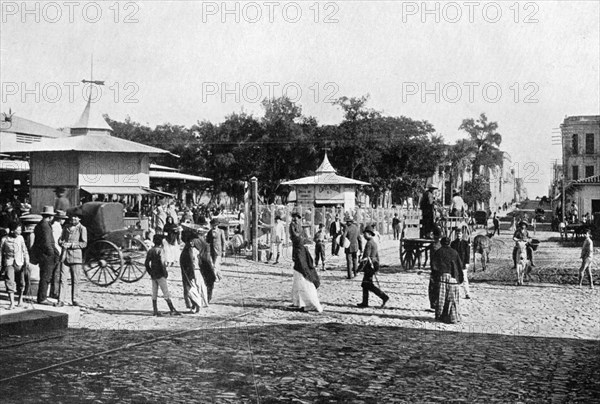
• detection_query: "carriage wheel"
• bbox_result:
[120,237,149,283]
[84,240,124,287]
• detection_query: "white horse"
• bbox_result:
[515,240,532,285]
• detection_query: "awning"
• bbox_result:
[0,159,29,172]
[81,186,150,195]
[143,187,175,198]
[314,200,342,205]
[149,170,212,182]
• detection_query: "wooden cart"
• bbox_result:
[399,212,471,270]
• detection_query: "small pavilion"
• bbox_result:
[281,153,370,212]
[8,98,171,213]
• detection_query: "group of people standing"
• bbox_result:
[1,204,87,309]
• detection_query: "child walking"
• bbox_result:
[145,234,181,316]
[1,222,29,309]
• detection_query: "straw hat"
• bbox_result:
[55,210,68,219]
[40,206,56,216]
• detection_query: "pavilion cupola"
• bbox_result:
[70,97,113,136]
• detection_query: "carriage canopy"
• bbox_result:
[75,202,125,240]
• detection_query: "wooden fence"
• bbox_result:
[252,204,422,247]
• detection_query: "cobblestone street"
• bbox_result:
[1,230,599,403]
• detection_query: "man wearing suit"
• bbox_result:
[56,207,87,307]
[329,214,344,256]
[342,214,363,279]
[32,206,58,305]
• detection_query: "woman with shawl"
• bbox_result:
[162,215,180,266]
[291,244,323,313]
[180,229,215,312]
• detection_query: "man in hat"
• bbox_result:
[206,218,227,281]
[450,189,466,217]
[357,225,389,308]
[269,215,286,265]
[55,208,87,307]
[392,213,401,240]
[289,211,303,247]
[342,214,362,279]
[420,185,437,238]
[329,214,344,256]
[31,206,58,305]
[49,210,68,299]
[54,187,70,212]
[289,211,304,264]
[512,221,534,268]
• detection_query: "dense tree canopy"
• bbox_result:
[106,99,505,208]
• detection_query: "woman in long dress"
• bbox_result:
[180,229,212,313]
[291,244,323,312]
[162,215,180,266]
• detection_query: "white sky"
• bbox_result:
[1,1,599,197]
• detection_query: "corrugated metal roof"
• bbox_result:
[149,170,212,182]
[0,113,67,138]
[6,133,169,155]
[281,172,370,186]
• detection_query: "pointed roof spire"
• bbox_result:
[71,56,112,135]
[72,97,113,133]
[316,152,336,174]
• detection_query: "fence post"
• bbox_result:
[251,177,258,262]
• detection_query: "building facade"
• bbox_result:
[561,115,600,219]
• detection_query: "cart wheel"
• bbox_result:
[84,240,124,286]
[121,237,149,283]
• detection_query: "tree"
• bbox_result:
[447,138,476,193]
[463,177,491,208]
[331,96,445,207]
[458,113,503,178]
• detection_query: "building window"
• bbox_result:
[586,133,594,154]
[572,134,579,155]
[572,165,579,181]
[586,166,594,178]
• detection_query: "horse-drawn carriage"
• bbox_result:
[79,202,149,286]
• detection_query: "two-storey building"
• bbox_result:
[561,115,600,219]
